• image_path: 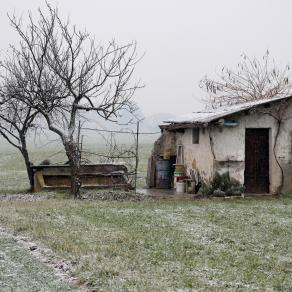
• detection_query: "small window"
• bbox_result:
[192,128,200,144]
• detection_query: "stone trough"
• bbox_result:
[32,164,130,192]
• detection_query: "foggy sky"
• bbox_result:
[1,0,292,117]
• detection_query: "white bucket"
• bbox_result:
[176,181,186,193]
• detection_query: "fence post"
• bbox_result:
[77,121,81,161]
[134,121,140,192]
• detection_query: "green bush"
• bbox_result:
[199,172,245,197]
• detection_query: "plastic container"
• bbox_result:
[174,164,185,173]
[174,171,185,177]
[176,181,186,193]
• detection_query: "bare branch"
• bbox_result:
[200,51,292,108]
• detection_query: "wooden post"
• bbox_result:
[80,135,84,162]
[77,121,81,160]
[134,121,140,192]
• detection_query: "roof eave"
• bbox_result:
[160,121,210,131]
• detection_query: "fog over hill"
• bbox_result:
[0,110,178,150]
[82,110,178,131]
[80,110,177,145]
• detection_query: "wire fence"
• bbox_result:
[79,121,160,190]
[0,121,160,192]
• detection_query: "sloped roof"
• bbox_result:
[162,95,292,128]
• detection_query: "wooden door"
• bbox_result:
[244,129,269,193]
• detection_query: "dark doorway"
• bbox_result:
[245,129,270,193]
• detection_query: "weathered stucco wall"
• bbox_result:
[175,129,214,181]
[151,131,177,158]
[172,102,292,194]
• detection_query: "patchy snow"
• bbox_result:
[0,226,84,291]
[163,95,291,124]
[0,193,52,202]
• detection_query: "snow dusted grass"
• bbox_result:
[0,227,76,291]
[0,145,291,290]
[0,196,291,291]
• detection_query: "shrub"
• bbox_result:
[199,172,245,197]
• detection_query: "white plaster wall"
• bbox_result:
[175,102,292,194]
[175,128,214,181]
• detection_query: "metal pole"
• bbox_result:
[134,121,140,193]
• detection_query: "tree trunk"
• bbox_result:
[20,138,34,192]
[64,139,81,198]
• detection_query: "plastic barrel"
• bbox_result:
[156,160,172,189]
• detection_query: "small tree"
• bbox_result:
[3,2,141,197]
[0,84,38,191]
[200,51,292,107]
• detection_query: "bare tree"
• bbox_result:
[2,2,142,197]
[0,84,38,191]
[200,51,292,107]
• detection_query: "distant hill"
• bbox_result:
[140,112,178,132]
[80,110,178,144]
[0,110,179,150]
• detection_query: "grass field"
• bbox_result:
[0,226,76,291]
[0,143,153,193]
[0,196,291,291]
[0,145,292,291]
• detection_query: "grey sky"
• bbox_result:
[1,0,292,116]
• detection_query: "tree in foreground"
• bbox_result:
[200,51,292,107]
[3,2,141,197]
[0,83,38,191]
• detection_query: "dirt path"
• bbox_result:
[0,227,81,292]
